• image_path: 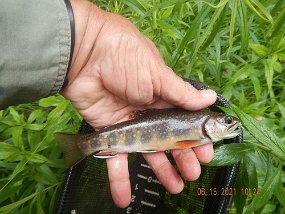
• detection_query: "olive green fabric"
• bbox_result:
[0,0,71,109]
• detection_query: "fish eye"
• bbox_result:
[224,116,233,124]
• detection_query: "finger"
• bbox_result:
[107,154,131,208]
[193,143,214,163]
[171,149,201,181]
[124,36,154,105]
[145,97,174,109]
[143,152,184,194]
[154,66,217,111]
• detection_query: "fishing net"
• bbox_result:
[56,79,243,214]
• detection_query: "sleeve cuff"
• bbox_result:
[62,0,75,89]
[0,0,75,109]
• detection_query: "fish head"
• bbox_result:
[204,114,240,142]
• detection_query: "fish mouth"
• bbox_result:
[225,122,241,139]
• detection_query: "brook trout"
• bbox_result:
[57,108,240,167]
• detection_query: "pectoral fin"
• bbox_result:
[175,140,202,149]
[93,150,119,158]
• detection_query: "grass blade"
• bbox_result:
[243,0,272,22]
[268,7,285,38]
[0,184,58,213]
[201,5,227,49]
[187,4,227,75]
[120,0,146,16]
[229,0,238,50]
[171,5,211,67]
[135,0,187,24]
[245,170,281,213]
[263,59,274,97]
[234,161,249,214]
[238,0,249,51]
[250,0,273,22]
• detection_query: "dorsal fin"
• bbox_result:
[129,110,150,119]
[129,109,165,120]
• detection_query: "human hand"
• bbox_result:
[62,0,217,208]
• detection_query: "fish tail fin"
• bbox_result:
[55,133,85,167]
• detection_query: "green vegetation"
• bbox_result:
[0,0,284,213]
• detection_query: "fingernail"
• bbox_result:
[200,89,217,98]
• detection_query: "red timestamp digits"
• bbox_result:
[210,187,237,196]
[197,187,237,196]
[197,187,259,196]
[241,187,259,196]
[197,187,207,196]
[196,187,258,196]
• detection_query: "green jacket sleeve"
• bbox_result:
[0,0,74,109]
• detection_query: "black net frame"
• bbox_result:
[55,79,243,214]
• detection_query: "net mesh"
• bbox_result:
[56,79,242,214]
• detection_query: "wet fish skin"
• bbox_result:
[57,108,240,167]
[78,109,209,153]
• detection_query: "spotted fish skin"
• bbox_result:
[76,109,214,156]
[57,108,240,166]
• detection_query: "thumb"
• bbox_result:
[156,66,217,110]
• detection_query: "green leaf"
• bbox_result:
[224,64,255,87]
[27,109,46,124]
[49,185,59,213]
[250,75,261,101]
[238,0,249,51]
[245,170,281,213]
[38,95,66,107]
[36,194,45,214]
[25,152,49,164]
[260,204,276,213]
[263,59,274,96]
[250,0,273,22]
[234,161,249,214]
[272,60,282,73]
[12,126,23,149]
[171,5,211,67]
[245,156,258,190]
[243,0,272,22]
[25,123,45,131]
[276,53,285,62]
[268,6,285,37]
[46,100,69,125]
[8,107,21,124]
[202,0,229,8]
[0,119,18,127]
[187,4,227,76]
[0,179,22,202]
[0,184,58,213]
[35,165,58,185]
[249,43,268,57]
[201,5,227,49]
[135,0,187,24]
[209,143,254,166]
[273,178,285,207]
[233,107,285,161]
[278,103,285,119]
[0,142,18,160]
[229,0,238,50]
[8,159,27,180]
[120,0,146,16]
